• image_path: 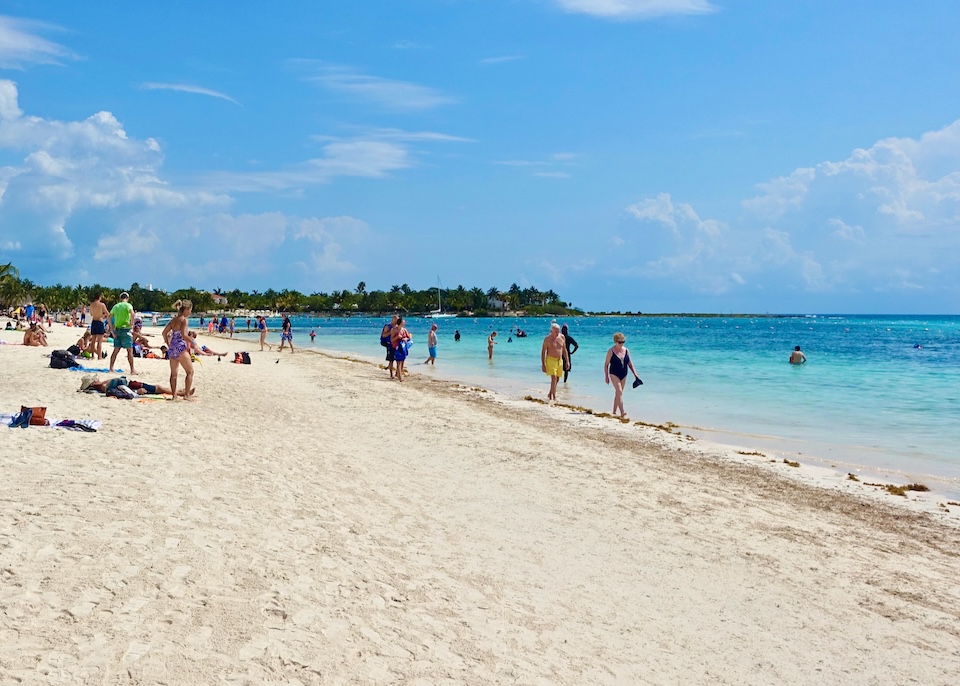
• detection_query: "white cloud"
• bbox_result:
[303,63,456,111]
[0,81,226,263]
[622,192,732,292]
[0,80,385,290]
[827,217,866,242]
[0,15,78,68]
[619,119,960,305]
[205,139,414,192]
[355,128,473,143]
[0,80,22,120]
[479,55,523,65]
[741,167,815,220]
[94,226,161,261]
[554,0,717,20]
[210,128,470,193]
[494,151,579,177]
[140,82,240,105]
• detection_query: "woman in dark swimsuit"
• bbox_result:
[604,332,639,420]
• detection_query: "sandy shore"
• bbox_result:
[2,322,959,685]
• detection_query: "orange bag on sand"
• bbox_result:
[21,406,49,426]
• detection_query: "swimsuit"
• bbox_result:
[90,320,106,335]
[545,355,563,378]
[608,349,630,380]
[393,331,410,362]
[168,330,189,359]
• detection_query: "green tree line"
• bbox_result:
[0,259,579,316]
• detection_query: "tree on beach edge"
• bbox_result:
[1,256,580,316]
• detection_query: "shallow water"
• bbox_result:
[222,314,960,495]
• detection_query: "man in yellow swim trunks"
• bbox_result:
[541,322,570,402]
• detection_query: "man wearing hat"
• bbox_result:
[108,292,137,375]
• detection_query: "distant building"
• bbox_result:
[487,297,509,310]
[210,293,228,306]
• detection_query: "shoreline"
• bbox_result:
[280,340,960,524]
[3,322,959,682]
[218,327,960,505]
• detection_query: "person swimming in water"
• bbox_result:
[789,346,807,364]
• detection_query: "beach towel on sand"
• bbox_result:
[68,366,124,373]
[3,412,101,432]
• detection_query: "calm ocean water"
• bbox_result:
[225,314,960,495]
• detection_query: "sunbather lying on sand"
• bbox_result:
[187,331,226,357]
[80,376,196,397]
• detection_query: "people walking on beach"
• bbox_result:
[258,316,272,351]
[278,315,295,352]
[424,323,438,365]
[391,316,411,381]
[162,299,195,401]
[561,324,578,383]
[789,346,806,364]
[229,317,235,338]
[89,293,109,360]
[381,314,398,378]
[541,322,570,402]
[487,331,497,360]
[108,292,137,375]
[604,332,640,420]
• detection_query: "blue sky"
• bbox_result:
[0,1,958,313]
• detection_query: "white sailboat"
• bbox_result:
[425,279,457,319]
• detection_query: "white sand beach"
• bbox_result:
[2,323,959,685]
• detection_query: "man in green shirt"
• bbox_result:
[108,292,137,374]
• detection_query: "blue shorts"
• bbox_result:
[90,320,106,335]
[428,346,437,358]
[281,332,293,342]
[113,328,133,349]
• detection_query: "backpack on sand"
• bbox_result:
[50,349,80,369]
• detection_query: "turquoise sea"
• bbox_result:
[223,314,960,497]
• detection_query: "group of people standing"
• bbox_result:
[375,316,643,419]
[539,323,640,419]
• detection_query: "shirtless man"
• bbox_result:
[541,322,569,402]
[89,293,109,359]
[789,345,807,365]
[423,323,438,365]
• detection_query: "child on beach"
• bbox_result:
[162,300,195,401]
